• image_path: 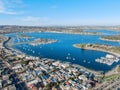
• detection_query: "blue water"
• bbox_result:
[85,29,120,35]
[4,30,120,72]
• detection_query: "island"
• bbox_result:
[29,38,58,46]
[100,35,120,42]
[16,34,32,38]
[9,38,58,46]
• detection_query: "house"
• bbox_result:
[0,80,2,89]
[12,64,22,70]
[8,85,16,90]
[27,79,38,86]
[78,75,88,81]
[52,61,60,66]
[61,63,69,68]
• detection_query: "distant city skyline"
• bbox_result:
[0,0,120,26]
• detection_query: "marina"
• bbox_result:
[95,54,120,65]
[4,30,120,72]
[1,0,120,89]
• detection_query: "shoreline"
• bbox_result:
[73,44,120,75]
[73,44,120,58]
[1,36,28,57]
[12,38,58,46]
[3,37,13,50]
[71,63,103,76]
[2,35,103,76]
[105,65,120,76]
[2,35,119,76]
[3,30,102,36]
[100,37,120,42]
[45,31,102,35]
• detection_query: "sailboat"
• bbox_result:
[73,58,75,61]
[83,60,86,63]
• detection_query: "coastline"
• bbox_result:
[2,36,28,57]
[105,65,120,76]
[73,44,120,58]
[2,34,120,77]
[72,64,103,76]
[45,31,102,35]
[2,35,103,76]
[73,44,120,75]
[100,37,120,42]
[3,37,13,50]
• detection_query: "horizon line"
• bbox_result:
[0,24,120,27]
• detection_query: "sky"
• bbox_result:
[0,0,120,26]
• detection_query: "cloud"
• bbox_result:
[0,0,24,15]
[0,1,5,12]
[17,16,57,26]
[22,16,41,22]
[0,11,18,15]
[21,16,52,23]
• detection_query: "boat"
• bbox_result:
[83,60,86,63]
[68,53,71,56]
[66,56,69,60]
[32,51,35,53]
[73,58,75,60]
[88,61,90,64]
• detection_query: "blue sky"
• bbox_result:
[0,0,120,26]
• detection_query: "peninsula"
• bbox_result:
[100,35,120,42]
[73,43,120,57]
